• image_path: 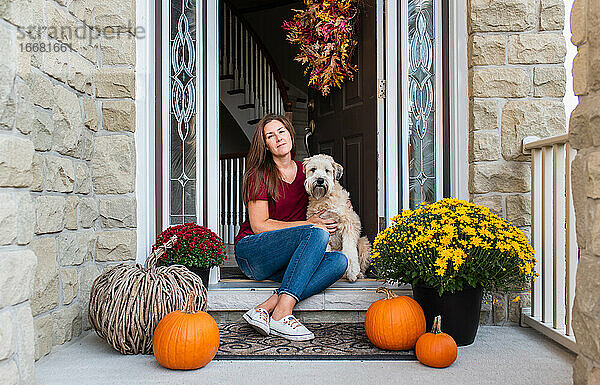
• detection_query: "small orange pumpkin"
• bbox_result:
[153,293,220,370]
[415,315,458,368]
[365,287,426,350]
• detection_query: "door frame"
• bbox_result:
[139,0,468,283]
[144,0,221,283]
[381,0,469,229]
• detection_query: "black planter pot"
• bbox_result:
[412,283,483,346]
[185,266,211,289]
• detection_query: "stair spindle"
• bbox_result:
[260,55,267,116]
[242,161,247,223]
[223,157,229,242]
[271,72,275,114]
[258,53,263,118]
[228,7,233,75]
[243,29,250,105]
[228,158,235,243]
[220,159,224,237]
[235,157,241,237]
[233,16,239,89]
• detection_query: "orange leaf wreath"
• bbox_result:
[282,0,359,96]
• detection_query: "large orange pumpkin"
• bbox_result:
[365,287,426,350]
[153,293,220,370]
[415,315,458,368]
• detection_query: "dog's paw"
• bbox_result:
[346,271,359,282]
[345,262,360,282]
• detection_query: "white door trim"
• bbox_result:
[160,0,170,234]
[156,0,220,284]
[448,0,470,201]
[201,0,221,284]
[384,0,469,221]
[136,0,156,262]
[384,0,401,226]
[376,0,386,227]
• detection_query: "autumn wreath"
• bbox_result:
[282,0,360,96]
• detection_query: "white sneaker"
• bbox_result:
[269,315,315,341]
[242,308,270,336]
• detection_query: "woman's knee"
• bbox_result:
[331,252,348,276]
[309,226,330,247]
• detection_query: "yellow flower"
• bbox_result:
[463,226,476,236]
[512,296,521,302]
[434,257,448,269]
[451,249,466,270]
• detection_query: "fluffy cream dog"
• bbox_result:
[303,154,371,282]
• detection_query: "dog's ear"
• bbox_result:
[333,162,344,181]
[302,156,313,174]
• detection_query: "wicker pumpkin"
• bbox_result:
[88,236,208,355]
[415,315,458,368]
[365,287,426,350]
[153,293,220,370]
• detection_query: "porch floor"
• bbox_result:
[35,326,575,385]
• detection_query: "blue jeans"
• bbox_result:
[234,225,348,302]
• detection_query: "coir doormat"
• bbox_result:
[215,323,417,361]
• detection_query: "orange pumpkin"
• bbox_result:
[153,293,220,370]
[365,287,426,350]
[415,315,458,368]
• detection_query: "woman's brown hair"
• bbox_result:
[243,114,296,204]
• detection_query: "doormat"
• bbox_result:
[215,323,416,361]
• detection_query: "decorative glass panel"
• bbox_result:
[408,0,436,208]
[170,0,197,224]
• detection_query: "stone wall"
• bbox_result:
[0,0,137,378]
[468,0,567,324]
[570,0,600,382]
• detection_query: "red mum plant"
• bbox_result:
[282,0,359,96]
[154,223,227,269]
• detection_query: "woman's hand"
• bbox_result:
[307,210,338,235]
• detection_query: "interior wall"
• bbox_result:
[219,102,251,154]
[237,1,308,93]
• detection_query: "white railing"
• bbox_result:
[221,1,288,119]
[220,153,246,244]
[521,134,578,352]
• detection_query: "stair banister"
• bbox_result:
[222,0,293,116]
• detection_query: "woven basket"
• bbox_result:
[88,236,208,354]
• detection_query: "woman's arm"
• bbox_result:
[248,200,337,234]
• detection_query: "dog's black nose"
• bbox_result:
[316,178,324,185]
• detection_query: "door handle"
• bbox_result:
[304,120,315,157]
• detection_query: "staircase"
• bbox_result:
[285,80,310,161]
[220,0,293,141]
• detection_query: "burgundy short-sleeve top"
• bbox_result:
[234,160,308,245]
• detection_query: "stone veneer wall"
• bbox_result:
[467,0,567,324]
[0,0,137,379]
[569,0,600,383]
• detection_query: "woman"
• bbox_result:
[234,114,348,341]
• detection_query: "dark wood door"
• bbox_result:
[307,0,377,241]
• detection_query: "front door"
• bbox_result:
[307,0,378,241]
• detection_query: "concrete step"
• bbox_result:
[206,280,411,312]
[209,310,368,323]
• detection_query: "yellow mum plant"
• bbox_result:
[370,198,537,295]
